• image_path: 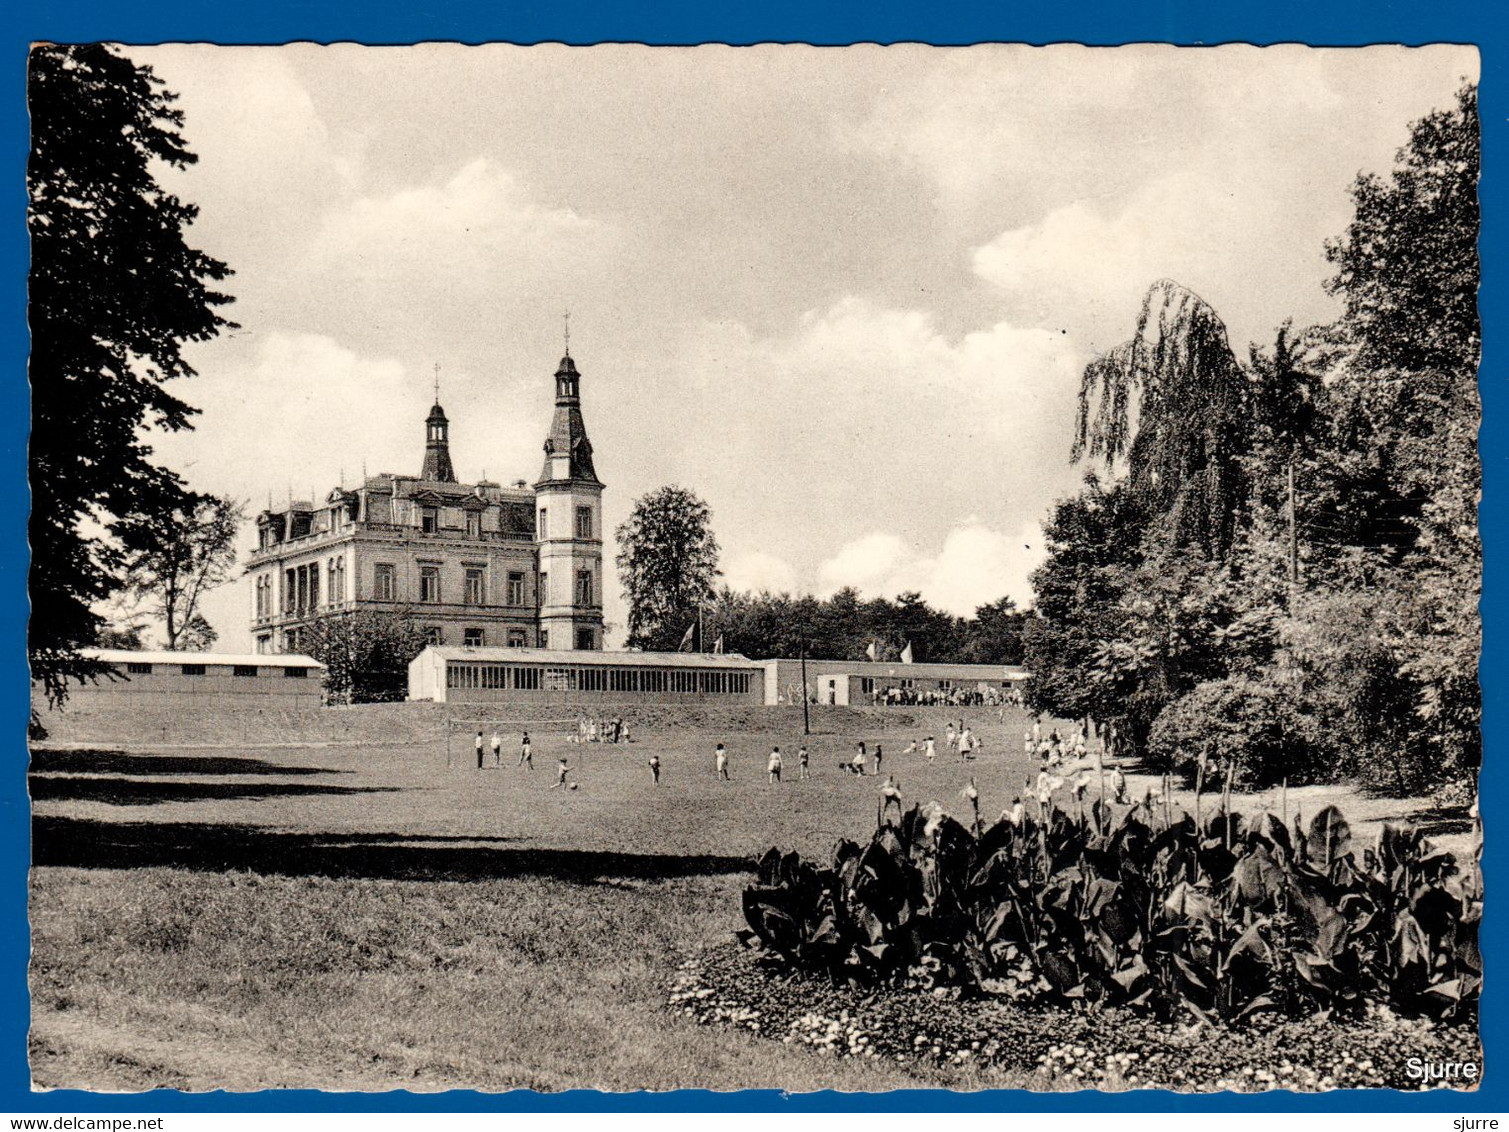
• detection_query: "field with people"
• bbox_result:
[28,703,1474,1092]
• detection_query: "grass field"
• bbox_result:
[28,704,1469,1092]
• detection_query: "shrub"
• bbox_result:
[742,800,1480,1027]
[1146,674,1317,787]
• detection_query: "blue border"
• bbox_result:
[1,0,1501,1114]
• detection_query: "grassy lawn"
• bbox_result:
[28,704,1467,1092]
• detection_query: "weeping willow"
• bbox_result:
[1073,279,1253,558]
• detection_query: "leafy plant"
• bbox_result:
[743,797,1480,1027]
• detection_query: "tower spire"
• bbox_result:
[433,361,441,404]
[563,310,571,358]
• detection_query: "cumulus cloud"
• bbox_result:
[613,297,1082,619]
[815,520,1044,616]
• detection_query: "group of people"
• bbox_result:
[573,715,631,745]
[712,742,811,783]
[1025,716,1090,767]
[873,686,1018,708]
[474,728,533,769]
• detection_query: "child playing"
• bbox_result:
[798,746,810,779]
[550,757,572,789]
[648,754,661,785]
[716,743,730,781]
[519,731,533,768]
[767,746,783,783]
[490,729,502,767]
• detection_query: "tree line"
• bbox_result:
[1023,85,1480,795]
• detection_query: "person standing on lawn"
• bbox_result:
[490,729,502,767]
[880,775,903,823]
[924,735,936,762]
[648,754,661,785]
[716,743,730,781]
[872,744,883,777]
[798,746,810,779]
[519,731,533,769]
[475,730,485,769]
[767,746,783,784]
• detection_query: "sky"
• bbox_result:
[120,43,1476,651]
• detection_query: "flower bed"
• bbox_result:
[668,944,1481,1092]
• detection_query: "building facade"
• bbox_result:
[409,646,763,706]
[39,649,326,710]
[246,352,607,654]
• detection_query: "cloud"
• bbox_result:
[309,158,598,278]
[723,550,800,595]
[814,520,1044,616]
[970,171,1277,351]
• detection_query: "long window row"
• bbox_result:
[445,663,753,695]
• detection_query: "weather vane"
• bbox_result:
[563,310,571,357]
[433,362,441,403]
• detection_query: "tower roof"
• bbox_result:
[421,399,457,483]
[538,353,602,487]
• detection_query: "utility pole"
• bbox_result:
[1286,457,1299,599]
[799,641,811,736]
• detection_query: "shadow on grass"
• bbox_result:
[1399,805,1475,837]
[27,776,397,807]
[31,815,755,885]
[29,749,347,778]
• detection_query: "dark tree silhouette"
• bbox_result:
[28,43,235,703]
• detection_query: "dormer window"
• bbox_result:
[422,508,438,533]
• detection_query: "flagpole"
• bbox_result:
[800,640,810,737]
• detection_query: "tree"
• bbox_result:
[119,495,245,650]
[298,610,430,705]
[28,44,235,703]
[1074,279,1253,559]
[615,485,721,651]
[959,596,1029,665]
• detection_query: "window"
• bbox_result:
[126,662,152,675]
[507,572,525,606]
[426,626,443,646]
[308,567,319,610]
[255,636,270,655]
[575,506,592,539]
[181,664,206,677]
[464,628,485,647]
[374,563,396,601]
[539,572,549,605]
[507,629,527,648]
[233,665,258,678]
[283,666,307,679]
[538,629,549,650]
[420,565,441,603]
[327,560,338,606]
[466,511,481,538]
[284,569,296,613]
[422,509,438,534]
[537,508,547,538]
[514,665,541,690]
[576,569,593,606]
[464,568,485,605]
[576,627,595,650]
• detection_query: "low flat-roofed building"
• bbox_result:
[758,657,1028,706]
[40,649,326,710]
[409,646,764,705]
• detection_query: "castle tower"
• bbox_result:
[421,400,457,483]
[534,351,605,650]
